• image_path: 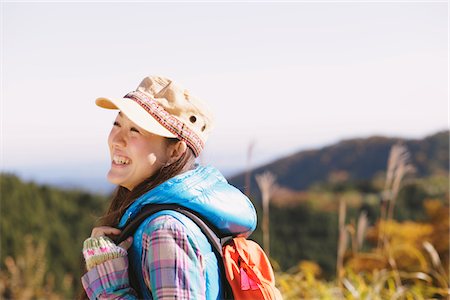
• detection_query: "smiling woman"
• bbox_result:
[79,76,257,300]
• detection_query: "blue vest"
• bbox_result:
[118,165,257,299]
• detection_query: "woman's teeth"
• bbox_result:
[113,155,131,165]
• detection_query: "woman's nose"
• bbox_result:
[111,130,127,147]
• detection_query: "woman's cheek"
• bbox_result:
[147,153,157,165]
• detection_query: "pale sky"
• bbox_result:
[1,2,448,187]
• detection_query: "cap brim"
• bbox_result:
[95,97,177,138]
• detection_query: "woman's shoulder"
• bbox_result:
[138,210,211,253]
[143,212,188,233]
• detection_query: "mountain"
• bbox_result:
[228,130,449,196]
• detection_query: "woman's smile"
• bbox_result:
[112,154,132,166]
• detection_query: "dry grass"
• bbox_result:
[0,235,71,300]
[276,143,449,299]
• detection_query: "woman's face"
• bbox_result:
[107,112,169,191]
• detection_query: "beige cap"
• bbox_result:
[96,76,214,157]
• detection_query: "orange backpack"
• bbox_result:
[223,237,283,300]
[115,204,283,300]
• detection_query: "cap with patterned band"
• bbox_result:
[95,76,215,157]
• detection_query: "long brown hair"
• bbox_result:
[78,137,196,299]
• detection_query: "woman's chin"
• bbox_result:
[107,170,125,186]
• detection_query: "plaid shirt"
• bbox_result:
[82,215,206,299]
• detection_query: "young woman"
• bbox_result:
[80,76,257,299]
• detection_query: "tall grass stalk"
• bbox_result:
[256,171,278,257]
[244,140,256,197]
[356,211,368,252]
[337,198,347,285]
[378,143,415,250]
[423,241,449,289]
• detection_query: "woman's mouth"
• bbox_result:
[112,155,131,166]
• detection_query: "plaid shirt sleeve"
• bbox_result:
[142,215,206,300]
[81,215,206,300]
[81,256,138,299]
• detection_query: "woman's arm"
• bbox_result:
[81,231,139,299]
[142,215,206,300]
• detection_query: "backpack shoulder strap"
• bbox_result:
[113,204,224,254]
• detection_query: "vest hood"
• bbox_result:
[118,165,257,237]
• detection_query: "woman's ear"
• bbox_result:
[167,140,187,163]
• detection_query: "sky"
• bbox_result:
[1,1,448,191]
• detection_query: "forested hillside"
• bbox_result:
[0,174,108,298]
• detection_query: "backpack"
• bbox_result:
[113,204,283,300]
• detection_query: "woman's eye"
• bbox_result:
[113,121,120,127]
[130,127,140,133]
